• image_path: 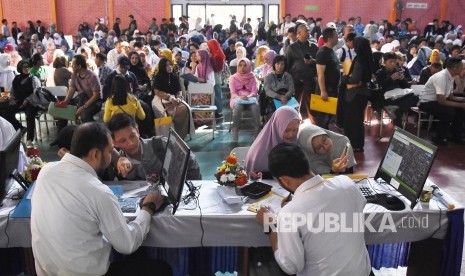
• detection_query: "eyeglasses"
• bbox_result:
[313,135,330,154]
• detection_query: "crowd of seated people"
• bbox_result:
[1,12,465,276]
[0,13,464,149]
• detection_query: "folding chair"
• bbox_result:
[187,82,217,139]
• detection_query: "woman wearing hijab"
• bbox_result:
[343,37,374,152]
[34,42,46,55]
[230,46,246,67]
[3,60,41,146]
[245,106,300,175]
[129,51,152,103]
[154,48,176,75]
[0,54,16,91]
[429,49,442,65]
[193,49,215,84]
[258,50,277,79]
[298,124,355,175]
[103,74,146,123]
[152,58,193,139]
[229,58,260,141]
[60,39,75,62]
[207,39,226,118]
[42,41,56,66]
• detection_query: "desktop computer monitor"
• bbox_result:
[0,130,22,205]
[160,128,191,214]
[375,127,438,209]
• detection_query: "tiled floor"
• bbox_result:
[31,89,464,275]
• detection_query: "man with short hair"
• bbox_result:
[58,54,102,131]
[255,142,372,275]
[280,14,296,37]
[353,16,364,36]
[286,24,319,119]
[107,113,201,180]
[1,19,10,37]
[419,57,465,145]
[31,122,170,275]
[315,27,340,129]
[95,52,113,85]
[128,14,137,36]
[106,40,125,69]
[418,62,442,85]
[148,18,158,34]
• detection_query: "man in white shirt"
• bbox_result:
[256,142,372,276]
[107,41,127,69]
[41,32,53,47]
[31,122,170,275]
[280,14,296,37]
[419,57,465,145]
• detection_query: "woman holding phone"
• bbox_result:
[297,124,356,174]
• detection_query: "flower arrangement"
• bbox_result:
[214,153,248,186]
[22,147,45,183]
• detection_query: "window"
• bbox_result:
[172,5,183,26]
[268,4,279,25]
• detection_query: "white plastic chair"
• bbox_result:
[230,146,250,164]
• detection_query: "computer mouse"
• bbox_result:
[385,194,397,204]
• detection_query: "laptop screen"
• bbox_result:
[161,128,191,214]
[375,127,438,208]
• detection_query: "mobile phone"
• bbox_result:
[341,143,350,157]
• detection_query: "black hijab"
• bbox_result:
[128,52,150,86]
[153,58,181,95]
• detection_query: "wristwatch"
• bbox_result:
[142,201,158,215]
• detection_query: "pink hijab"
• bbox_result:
[245,106,300,172]
[195,49,213,80]
[229,58,257,108]
[260,50,277,78]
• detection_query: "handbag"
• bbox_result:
[30,87,57,110]
[47,102,77,121]
[154,116,173,137]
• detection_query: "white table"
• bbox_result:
[0,179,458,249]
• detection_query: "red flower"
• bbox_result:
[30,168,41,181]
[26,147,41,157]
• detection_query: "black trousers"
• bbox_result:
[1,102,39,141]
[419,101,465,140]
[384,94,419,127]
[314,87,339,130]
[343,93,369,149]
[294,78,315,120]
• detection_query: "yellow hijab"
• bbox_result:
[154,49,177,75]
[429,49,442,65]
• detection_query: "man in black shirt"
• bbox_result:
[113,18,121,38]
[315,27,340,129]
[223,39,237,64]
[286,24,319,119]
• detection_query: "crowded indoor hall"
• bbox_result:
[0,0,464,275]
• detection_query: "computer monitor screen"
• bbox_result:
[160,128,191,214]
[0,130,22,205]
[375,127,437,208]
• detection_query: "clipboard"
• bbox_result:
[310,94,338,115]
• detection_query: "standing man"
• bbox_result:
[128,15,137,36]
[353,17,364,36]
[280,14,296,37]
[255,142,372,275]
[31,122,171,275]
[315,27,340,129]
[113,17,121,38]
[419,57,465,145]
[11,21,20,42]
[286,24,319,119]
[1,19,10,37]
